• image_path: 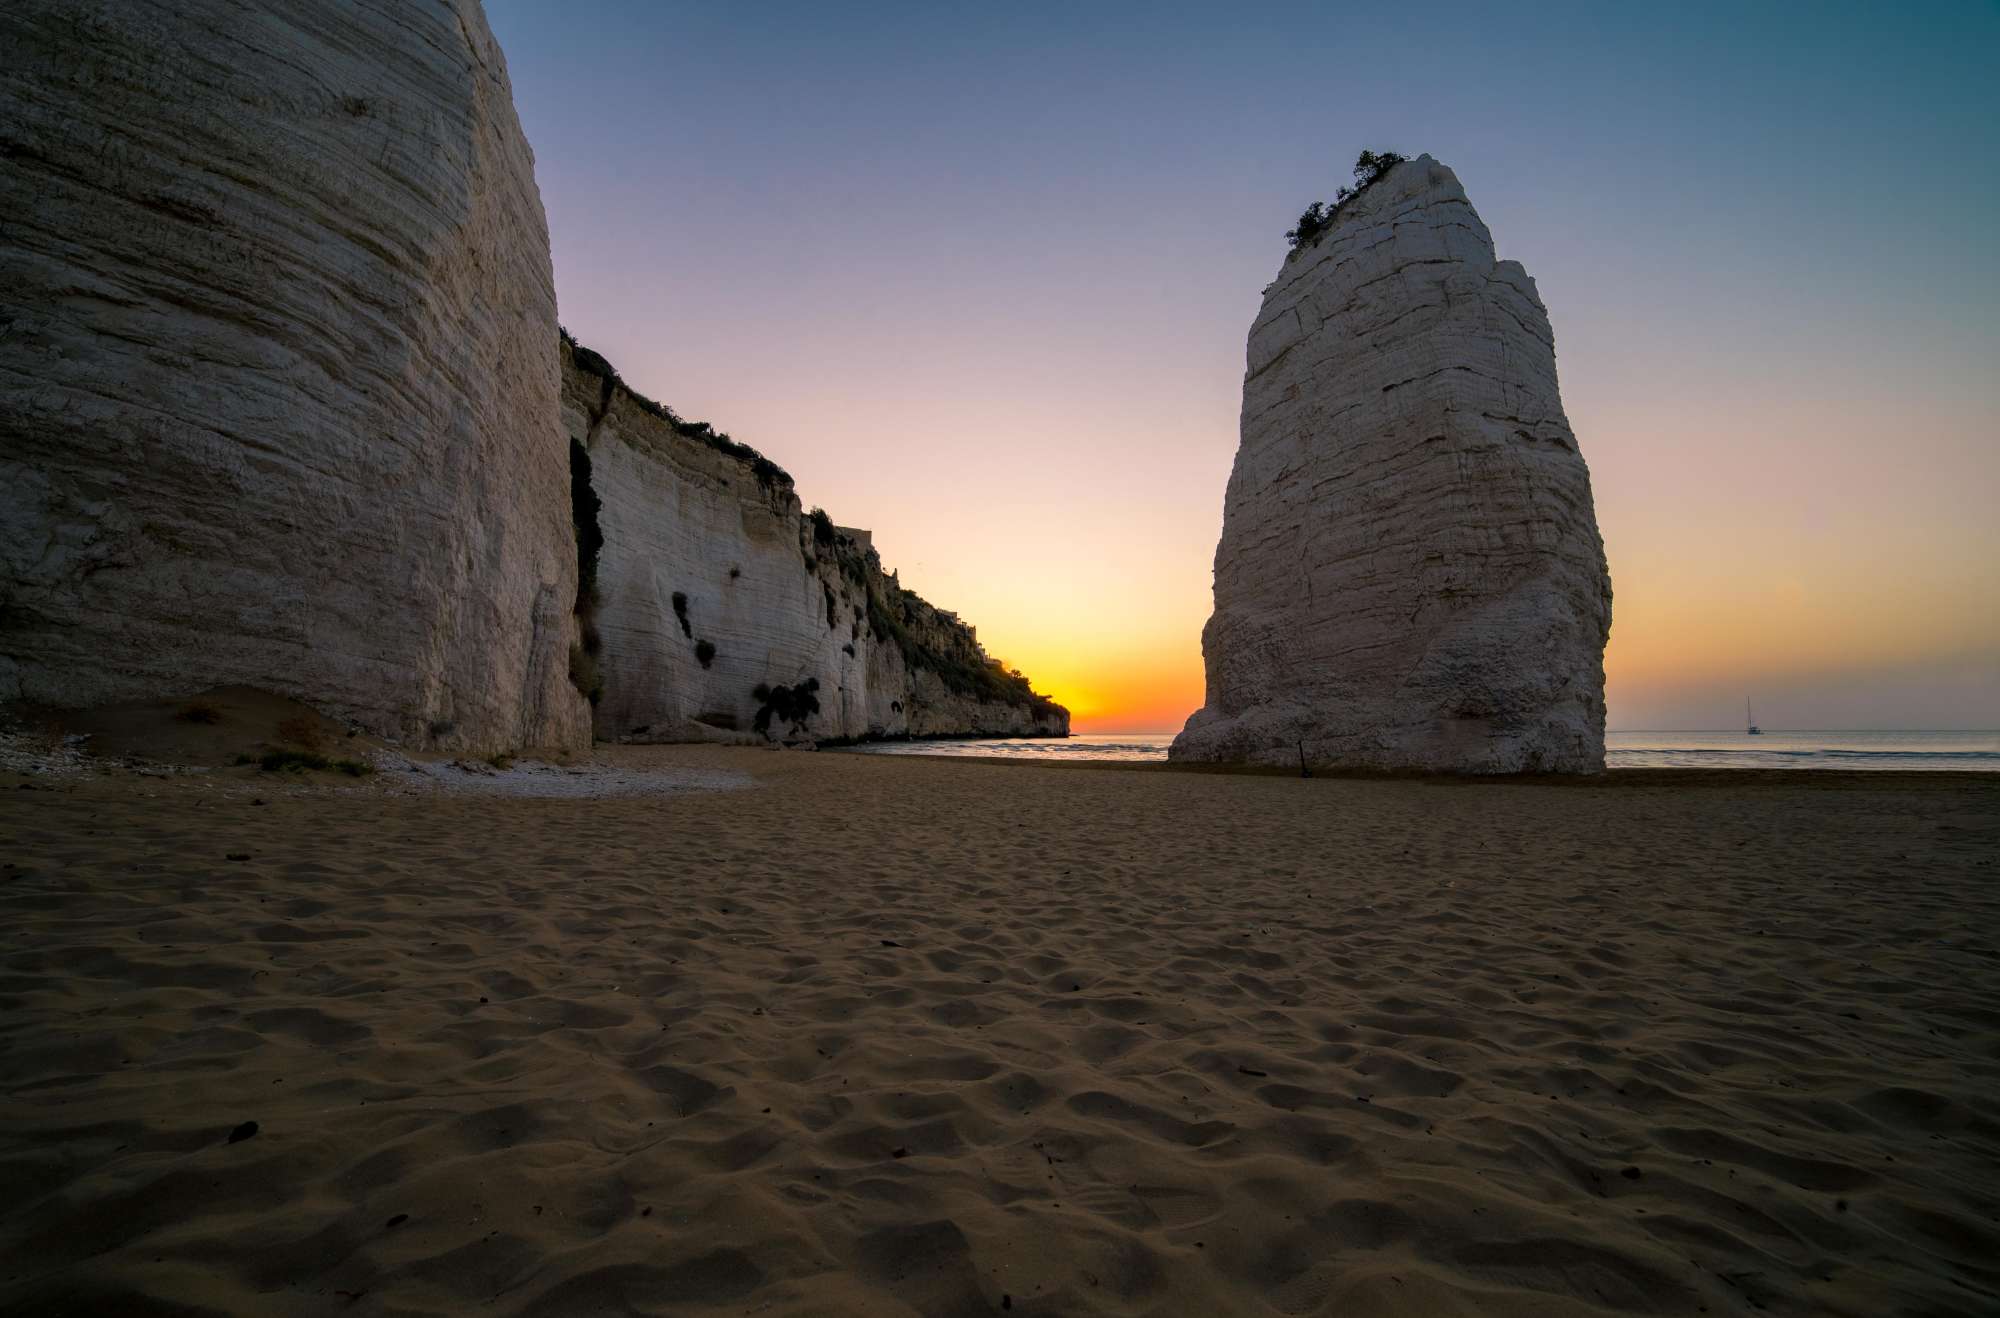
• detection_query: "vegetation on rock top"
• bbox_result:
[1286,149,1409,254]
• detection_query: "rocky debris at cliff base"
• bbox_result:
[0,726,96,779]
[373,751,751,799]
[0,729,747,800]
[1,689,750,799]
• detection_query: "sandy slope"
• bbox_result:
[1,749,1996,1316]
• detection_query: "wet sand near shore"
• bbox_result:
[2,748,1996,1316]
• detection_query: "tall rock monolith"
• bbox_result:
[1172,155,1612,773]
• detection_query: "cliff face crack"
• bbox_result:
[1174,155,1611,774]
[1381,364,1509,396]
[581,374,616,447]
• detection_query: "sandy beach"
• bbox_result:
[0,749,1994,1316]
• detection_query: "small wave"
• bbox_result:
[846,737,1172,762]
[1607,748,1998,771]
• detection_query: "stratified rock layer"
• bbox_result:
[562,340,1068,744]
[1173,156,1611,773]
[0,0,588,752]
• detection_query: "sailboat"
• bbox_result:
[1746,698,1762,736]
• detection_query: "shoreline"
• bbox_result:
[829,746,2000,788]
[812,725,1070,749]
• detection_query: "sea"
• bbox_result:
[844,730,2000,771]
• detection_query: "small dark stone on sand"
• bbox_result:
[1237,1066,1268,1077]
[251,799,266,806]
[225,853,250,862]
[385,1213,408,1229]
[478,996,488,1004]
[641,1206,652,1217]
[1002,1296,1011,1311]
[1621,1166,1642,1179]
[227,1120,258,1144]
[1836,1199,1848,1212]
[892,1147,909,1158]
[880,940,904,947]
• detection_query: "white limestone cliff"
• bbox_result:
[0,0,588,752]
[1172,155,1612,773]
[561,339,1068,745]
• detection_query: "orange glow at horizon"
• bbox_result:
[988,643,1204,734]
[868,381,1997,736]
[981,523,2000,735]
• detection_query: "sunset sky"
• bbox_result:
[488,1,1998,732]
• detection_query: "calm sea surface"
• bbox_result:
[844,730,2000,771]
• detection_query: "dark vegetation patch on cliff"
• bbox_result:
[561,328,791,489]
[567,437,605,705]
[798,519,1064,722]
[671,591,692,639]
[1286,149,1407,255]
[862,575,1061,721]
[752,678,820,738]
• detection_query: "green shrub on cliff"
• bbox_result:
[568,340,617,383]
[1286,201,1336,249]
[559,328,794,490]
[862,584,1060,716]
[1285,148,1409,254]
